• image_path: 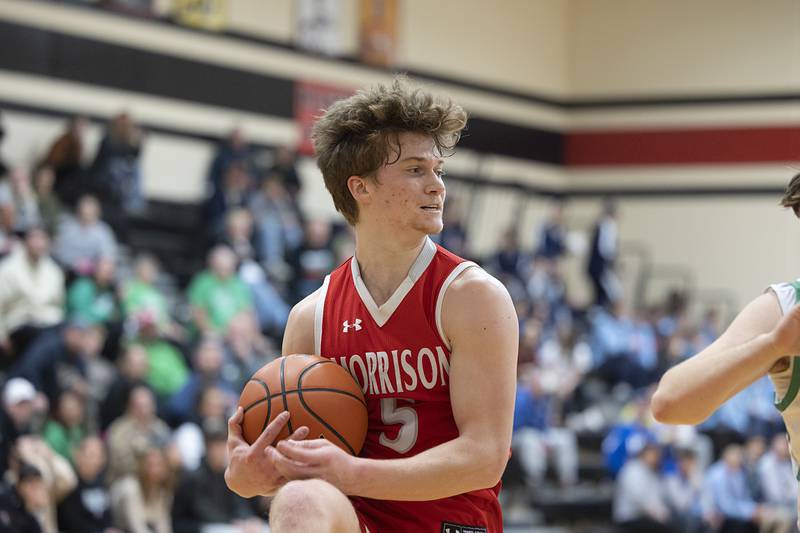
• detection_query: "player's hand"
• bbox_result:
[273,438,358,494]
[224,408,309,498]
[770,304,800,358]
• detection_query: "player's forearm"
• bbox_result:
[346,435,507,501]
[652,332,778,424]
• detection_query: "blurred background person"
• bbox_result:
[612,439,676,533]
[54,195,117,276]
[587,199,621,309]
[171,418,264,533]
[56,436,117,533]
[0,225,64,362]
[110,445,174,533]
[43,116,89,208]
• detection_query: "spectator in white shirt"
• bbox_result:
[0,226,64,360]
[613,440,678,533]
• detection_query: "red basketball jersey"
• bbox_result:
[316,237,503,533]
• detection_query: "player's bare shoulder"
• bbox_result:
[441,266,517,347]
[282,288,322,355]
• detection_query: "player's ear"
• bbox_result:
[347,175,371,205]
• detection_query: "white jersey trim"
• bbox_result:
[314,275,331,355]
[768,281,800,315]
[350,237,437,327]
[435,261,479,351]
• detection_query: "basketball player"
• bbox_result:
[652,172,800,525]
[225,78,518,532]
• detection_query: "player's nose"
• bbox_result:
[425,169,445,195]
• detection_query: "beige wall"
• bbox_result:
[569,0,800,97]
[227,0,295,42]
[220,0,799,98]
[218,0,570,96]
[398,0,569,96]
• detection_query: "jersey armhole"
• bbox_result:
[768,281,800,411]
[314,275,331,355]
[775,357,800,411]
[435,261,478,351]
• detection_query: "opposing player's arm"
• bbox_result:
[275,267,518,500]
[224,290,319,498]
[652,290,799,425]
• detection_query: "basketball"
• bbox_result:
[238,354,368,455]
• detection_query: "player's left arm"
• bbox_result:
[273,267,519,500]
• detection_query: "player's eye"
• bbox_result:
[408,167,420,174]
[435,169,447,178]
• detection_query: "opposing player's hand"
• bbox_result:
[273,438,358,494]
[770,304,800,358]
[225,408,309,498]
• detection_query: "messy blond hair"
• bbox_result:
[311,76,467,225]
[780,172,800,217]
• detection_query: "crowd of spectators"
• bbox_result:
[0,109,796,533]
[496,204,797,531]
[0,112,322,532]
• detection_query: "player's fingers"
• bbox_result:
[288,426,310,441]
[227,407,245,448]
[275,439,325,464]
[271,448,315,480]
[280,438,328,449]
[252,411,290,451]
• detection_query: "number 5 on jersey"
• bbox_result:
[378,398,418,454]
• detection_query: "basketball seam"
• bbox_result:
[280,357,293,434]
[253,379,272,436]
[243,387,367,412]
[297,361,358,455]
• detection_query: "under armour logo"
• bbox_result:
[342,319,362,333]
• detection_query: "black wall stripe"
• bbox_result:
[460,118,563,164]
[0,21,295,119]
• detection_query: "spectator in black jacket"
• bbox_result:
[0,463,48,533]
[587,199,621,308]
[172,418,263,533]
[56,436,117,533]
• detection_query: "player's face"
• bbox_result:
[370,132,446,236]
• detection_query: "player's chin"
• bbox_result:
[416,219,443,235]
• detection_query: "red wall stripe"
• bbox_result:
[566,127,800,166]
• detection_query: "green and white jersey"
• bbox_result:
[768,280,800,489]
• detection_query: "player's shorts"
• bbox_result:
[355,509,374,533]
[351,494,501,533]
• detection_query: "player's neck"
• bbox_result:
[353,228,428,307]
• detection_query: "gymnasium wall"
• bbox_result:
[194,0,571,97]
[569,0,800,98]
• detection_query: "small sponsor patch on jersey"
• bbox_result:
[440,522,487,533]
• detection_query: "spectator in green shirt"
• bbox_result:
[66,257,120,325]
[123,254,169,329]
[129,314,190,401]
[66,257,122,359]
[187,245,253,336]
[42,388,88,464]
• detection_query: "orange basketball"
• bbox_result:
[238,354,368,455]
